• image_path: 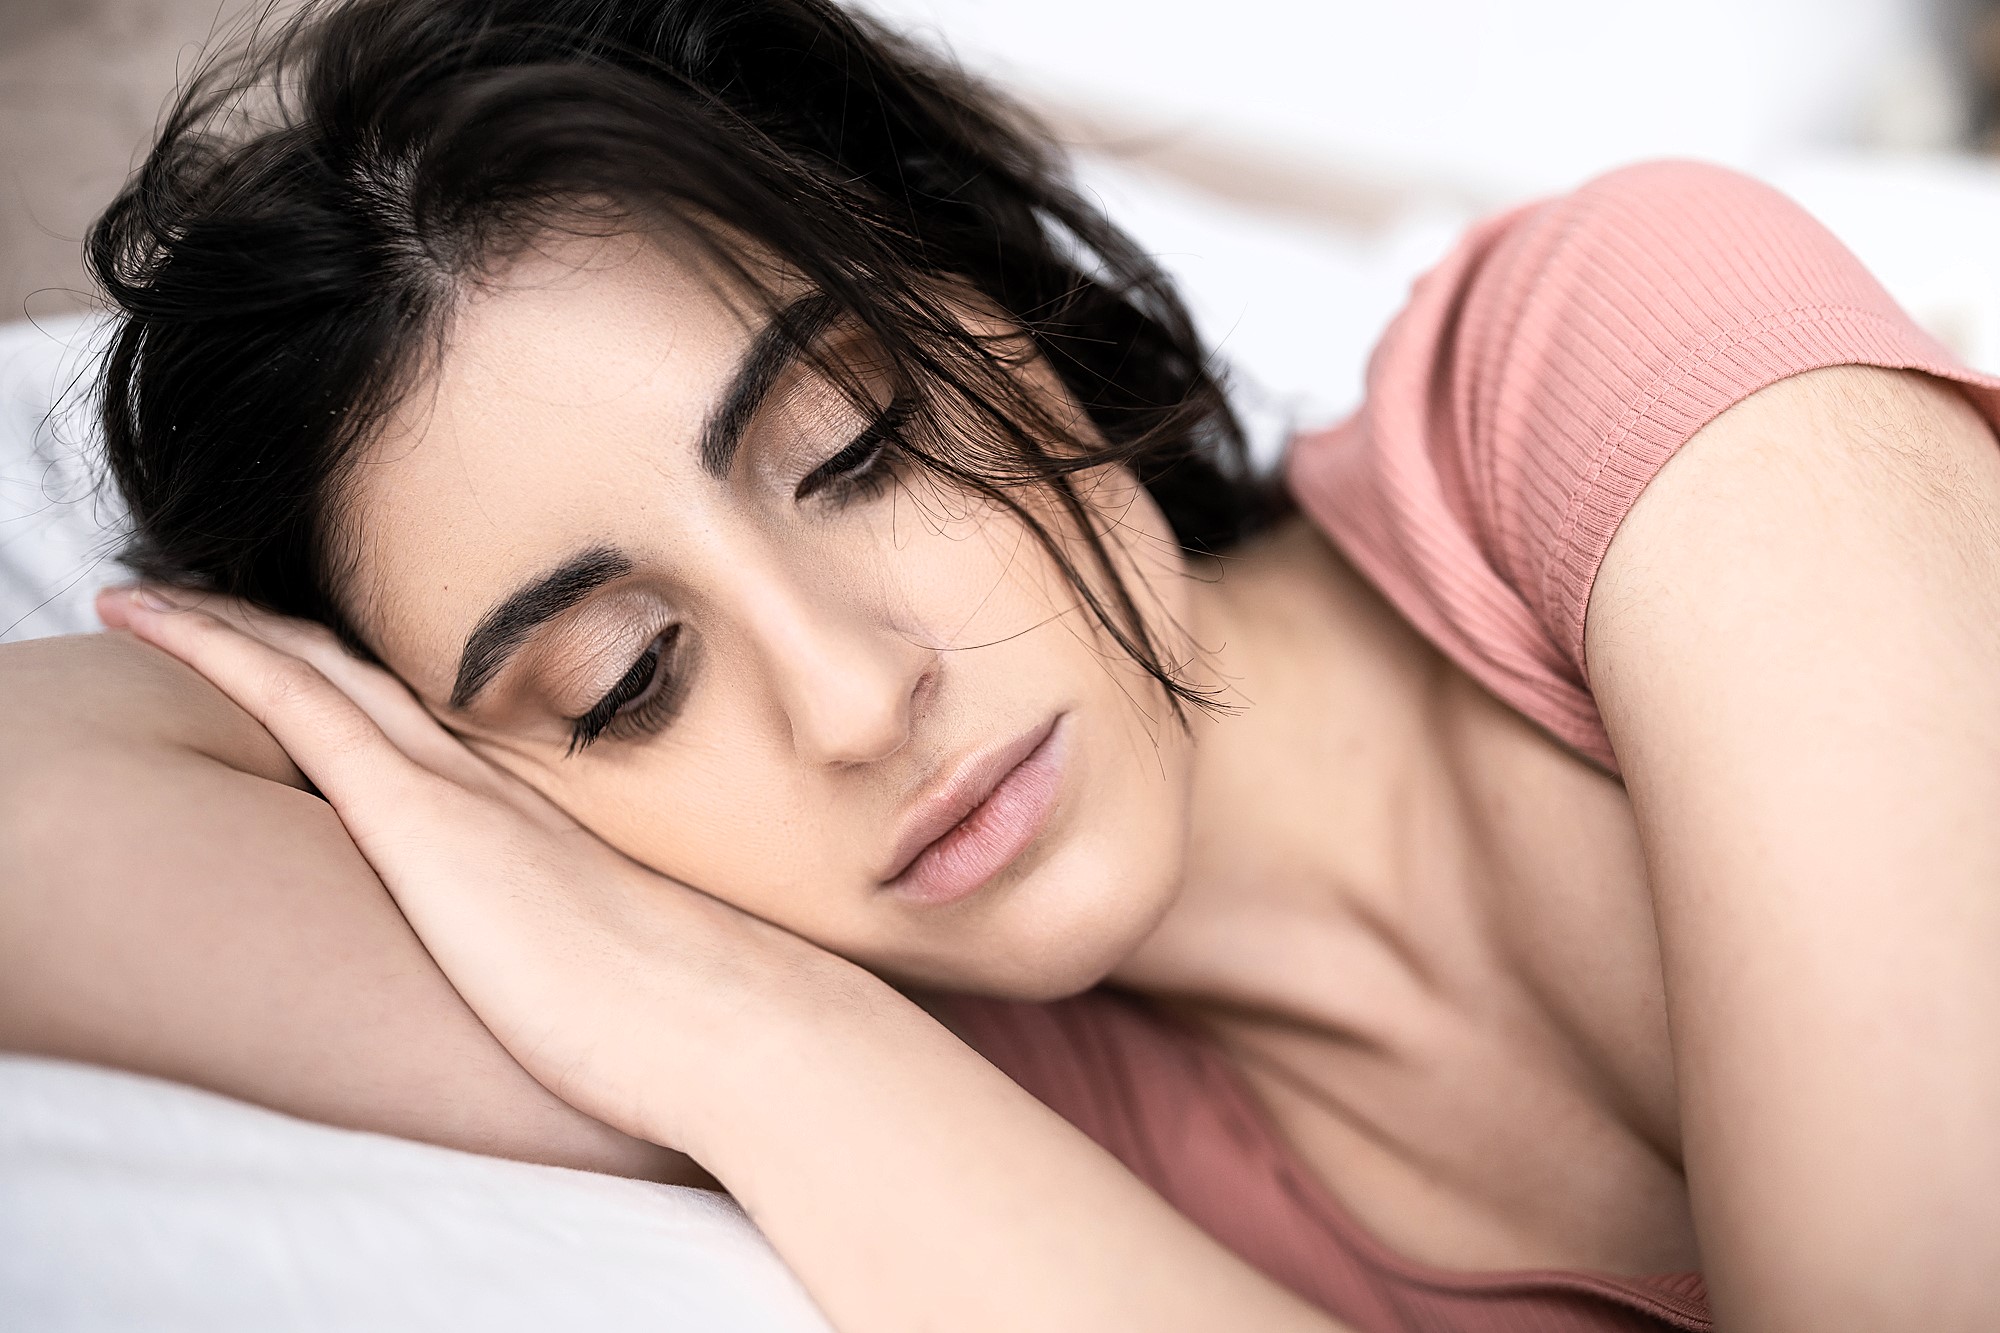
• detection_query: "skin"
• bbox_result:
[1588,365,2000,1328]
[5,219,1998,1328]
[62,231,1348,1333]
[331,233,1199,1002]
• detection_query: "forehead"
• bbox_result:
[340,232,762,696]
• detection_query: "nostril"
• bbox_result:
[910,659,942,717]
[769,615,941,766]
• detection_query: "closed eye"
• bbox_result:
[795,398,908,503]
[566,624,683,753]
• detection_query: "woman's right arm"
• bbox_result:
[97,592,1352,1333]
[685,957,1345,1333]
[0,629,696,1183]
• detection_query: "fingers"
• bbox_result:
[112,596,437,818]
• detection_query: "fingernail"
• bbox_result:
[93,584,132,629]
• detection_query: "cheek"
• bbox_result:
[486,474,1199,987]
[538,738,836,916]
[879,482,1063,632]
[884,466,1186,658]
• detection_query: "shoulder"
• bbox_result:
[1449,158,1923,470]
[1588,361,2000,673]
[1287,159,1991,772]
[1582,359,2000,834]
[1457,158,1817,323]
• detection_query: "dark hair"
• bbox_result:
[90,0,1289,716]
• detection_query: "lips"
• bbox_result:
[881,714,1068,906]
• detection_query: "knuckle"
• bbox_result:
[170,606,229,643]
[257,655,327,711]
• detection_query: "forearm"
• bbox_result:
[684,972,1344,1333]
[75,602,1339,1330]
[0,633,692,1183]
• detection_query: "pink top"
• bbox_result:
[950,161,2000,1331]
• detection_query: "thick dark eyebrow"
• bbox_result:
[698,291,839,479]
[450,547,633,709]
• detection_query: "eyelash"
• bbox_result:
[565,399,909,754]
[794,396,909,506]
[567,624,683,754]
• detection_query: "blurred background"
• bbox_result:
[5,0,1997,315]
[860,0,1976,205]
[844,0,2000,401]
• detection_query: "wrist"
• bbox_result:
[661,942,930,1164]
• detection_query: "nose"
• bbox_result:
[738,562,939,768]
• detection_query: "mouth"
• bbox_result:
[881,713,1069,907]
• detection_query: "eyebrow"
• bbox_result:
[697,290,838,479]
[450,547,632,709]
[446,292,840,711]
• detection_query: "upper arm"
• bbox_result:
[1303,155,2000,1323]
[1585,364,2000,1330]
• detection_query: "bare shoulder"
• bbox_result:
[1701,364,1996,492]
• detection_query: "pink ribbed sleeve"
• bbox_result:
[1284,159,2000,773]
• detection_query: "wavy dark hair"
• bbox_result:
[89,0,1289,717]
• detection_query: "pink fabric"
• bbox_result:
[1287,159,2000,772]
[950,990,1712,1333]
[949,161,2000,1331]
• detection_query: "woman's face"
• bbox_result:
[340,232,1207,1000]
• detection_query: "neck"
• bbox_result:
[1106,517,1455,1023]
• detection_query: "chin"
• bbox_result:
[948,829,1185,1003]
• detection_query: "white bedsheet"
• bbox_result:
[0,1055,831,1332]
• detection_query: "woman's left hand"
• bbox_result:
[97,584,864,1156]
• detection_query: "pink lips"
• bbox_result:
[882,715,1068,906]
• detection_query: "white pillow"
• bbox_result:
[0,1054,831,1332]
[0,311,122,642]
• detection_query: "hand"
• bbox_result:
[95,585,853,1154]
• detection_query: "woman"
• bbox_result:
[3,0,1998,1328]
